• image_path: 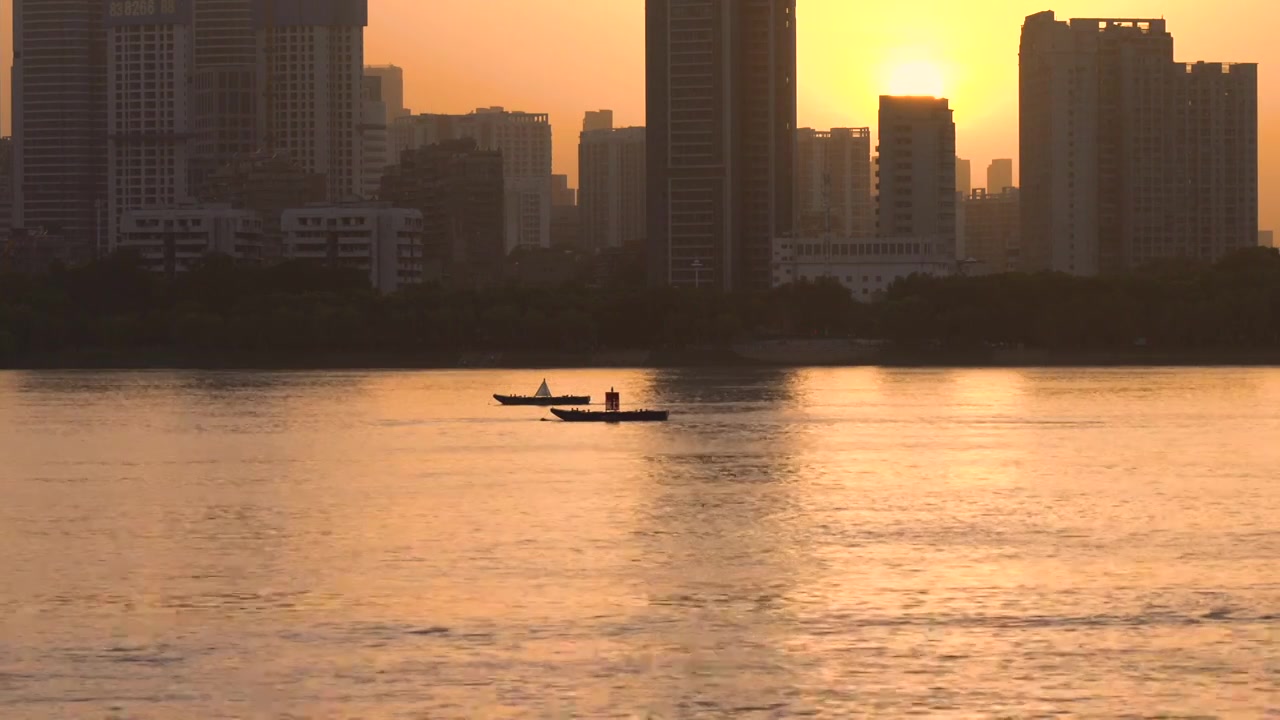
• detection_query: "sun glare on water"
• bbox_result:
[885,60,946,98]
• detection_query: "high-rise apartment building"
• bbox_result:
[583,110,614,133]
[956,158,972,196]
[987,158,1014,193]
[1020,12,1257,274]
[107,1,196,248]
[646,0,797,291]
[380,139,505,285]
[795,128,874,238]
[963,189,1021,274]
[191,0,259,194]
[579,113,646,251]
[876,96,957,256]
[12,0,108,259]
[390,108,552,252]
[364,65,409,120]
[361,74,389,199]
[258,0,368,202]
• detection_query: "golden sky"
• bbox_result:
[1,1,1275,228]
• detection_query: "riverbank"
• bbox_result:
[6,340,1280,370]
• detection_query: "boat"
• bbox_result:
[494,379,590,406]
[549,388,669,423]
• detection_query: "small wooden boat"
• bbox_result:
[550,408,669,423]
[549,388,669,423]
[494,379,590,406]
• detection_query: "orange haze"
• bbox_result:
[2,1,1276,229]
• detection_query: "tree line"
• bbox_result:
[1,247,1279,365]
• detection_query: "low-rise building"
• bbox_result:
[772,236,954,300]
[282,204,424,293]
[118,205,264,275]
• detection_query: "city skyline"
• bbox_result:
[6,0,1269,226]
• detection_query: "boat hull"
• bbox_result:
[550,408,669,423]
[495,394,591,406]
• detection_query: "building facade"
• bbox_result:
[363,65,409,120]
[956,158,972,196]
[772,235,954,299]
[118,204,264,274]
[258,0,368,202]
[579,120,646,252]
[107,1,196,250]
[987,158,1014,193]
[379,139,505,285]
[1020,12,1258,275]
[796,128,874,238]
[646,0,797,291]
[963,189,1021,274]
[360,74,389,199]
[12,0,108,260]
[876,96,957,257]
[282,204,424,293]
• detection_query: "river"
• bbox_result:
[1,368,1277,717]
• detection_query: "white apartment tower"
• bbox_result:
[796,128,874,238]
[876,96,957,256]
[579,113,646,251]
[1020,12,1257,274]
[107,1,196,249]
[258,0,369,203]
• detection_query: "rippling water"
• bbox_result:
[1,367,1278,718]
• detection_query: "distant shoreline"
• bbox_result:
[6,343,1280,371]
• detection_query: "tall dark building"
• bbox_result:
[195,0,256,68]
[12,0,108,260]
[380,139,506,286]
[191,0,260,193]
[646,0,797,291]
[1020,12,1258,275]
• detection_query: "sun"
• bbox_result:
[885,60,947,98]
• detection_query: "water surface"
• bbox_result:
[1,368,1278,717]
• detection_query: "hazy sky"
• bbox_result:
[2,1,1276,227]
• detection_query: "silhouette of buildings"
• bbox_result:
[1260,230,1275,248]
[0,139,13,244]
[550,174,580,250]
[987,158,1014,193]
[364,64,409,120]
[118,205,264,275]
[198,153,328,261]
[257,0,369,203]
[1020,12,1258,275]
[390,107,553,253]
[12,0,108,260]
[795,128,874,238]
[956,158,972,196]
[771,236,954,299]
[106,2,196,250]
[646,0,797,291]
[876,96,957,257]
[963,189,1021,273]
[583,110,614,133]
[379,139,506,285]
[579,113,646,251]
[282,203,424,293]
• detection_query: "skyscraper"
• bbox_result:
[258,0,369,202]
[583,110,614,133]
[955,158,972,196]
[107,0,196,247]
[364,65,409,120]
[361,74,390,199]
[191,0,259,195]
[876,96,957,254]
[12,0,108,259]
[580,115,646,252]
[795,128,874,238]
[646,0,797,291]
[1020,12,1257,275]
[987,158,1014,193]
